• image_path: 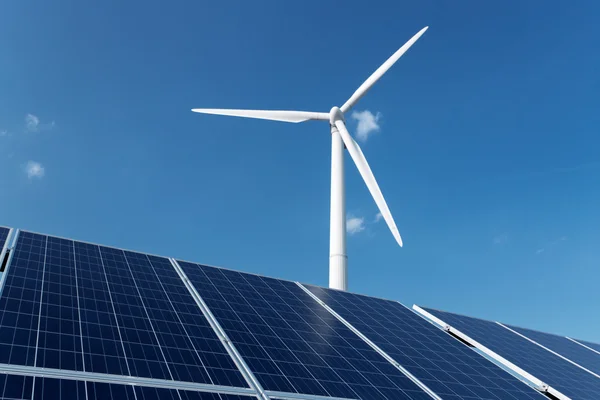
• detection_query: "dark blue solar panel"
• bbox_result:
[177,261,434,400]
[575,339,600,354]
[0,227,9,251]
[37,236,85,371]
[423,307,600,400]
[0,232,45,366]
[506,324,600,376]
[0,231,247,388]
[0,373,256,400]
[306,285,545,400]
[135,386,256,400]
[0,374,33,400]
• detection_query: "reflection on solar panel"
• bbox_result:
[421,307,600,400]
[0,374,257,400]
[304,285,545,400]
[505,324,600,376]
[0,231,248,388]
[176,260,433,400]
[574,339,600,355]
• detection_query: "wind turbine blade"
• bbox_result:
[334,120,403,247]
[191,108,329,123]
[340,26,429,114]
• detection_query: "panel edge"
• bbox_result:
[296,283,442,400]
[411,305,573,400]
[168,258,270,400]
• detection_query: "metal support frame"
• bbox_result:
[0,363,257,396]
[412,305,571,400]
[296,283,442,400]
[0,228,17,299]
[168,258,271,400]
[497,323,600,379]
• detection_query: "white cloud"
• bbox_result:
[374,212,383,223]
[25,114,40,132]
[346,215,365,235]
[25,161,45,179]
[351,110,381,142]
[25,114,54,133]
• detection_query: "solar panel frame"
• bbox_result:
[0,227,15,297]
[569,338,600,356]
[499,323,600,378]
[416,306,600,400]
[174,259,436,400]
[301,284,547,400]
[0,373,260,400]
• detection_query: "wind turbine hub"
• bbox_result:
[329,106,344,125]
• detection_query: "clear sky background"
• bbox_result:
[1,1,599,342]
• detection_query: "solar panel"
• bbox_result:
[304,285,546,400]
[0,374,257,400]
[573,339,600,354]
[176,260,434,400]
[505,324,600,377]
[420,307,600,400]
[0,231,248,389]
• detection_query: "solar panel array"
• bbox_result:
[0,231,251,400]
[305,285,545,400]
[1,226,598,400]
[505,324,600,376]
[421,307,600,400]
[176,260,432,400]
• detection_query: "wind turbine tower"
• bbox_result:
[192,26,429,291]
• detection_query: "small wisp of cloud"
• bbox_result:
[347,212,385,236]
[536,236,567,255]
[351,110,381,142]
[374,212,383,223]
[25,114,40,132]
[25,113,55,133]
[346,215,366,235]
[25,160,45,179]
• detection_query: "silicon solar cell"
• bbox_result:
[0,231,248,389]
[506,324,600,376]
[0,374,257,400]
[176,260,434,400]
[422,307,600,400]
[305,286,545,400]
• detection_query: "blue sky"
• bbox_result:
[1,1,599,341]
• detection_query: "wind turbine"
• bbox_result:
[192,26,429,291]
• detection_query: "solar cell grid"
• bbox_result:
[506,324,600,376]
[0,232,45,366]
[177,260,434,400]
[0,374,255,400]
[305,286,545,400]
[0,231,248,390]
[422,307,600,400]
